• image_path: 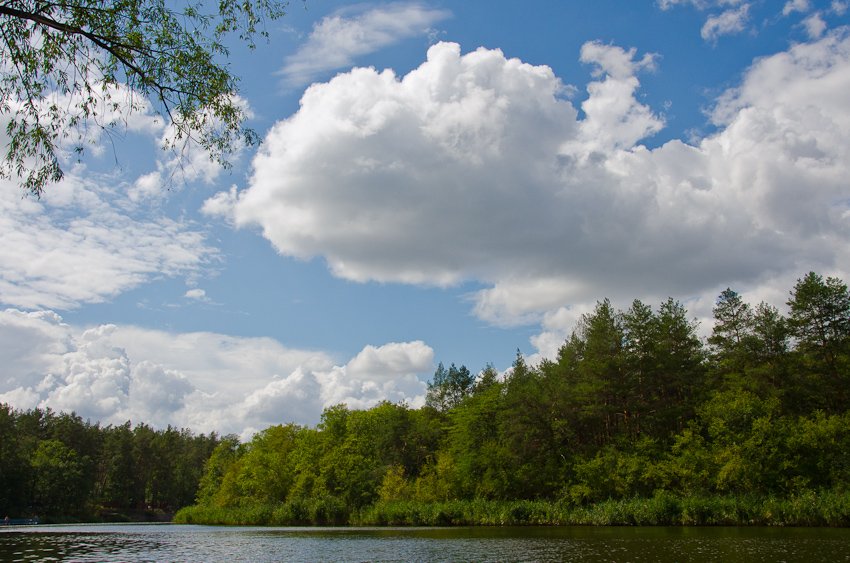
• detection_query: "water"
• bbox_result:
[1,524,848,562]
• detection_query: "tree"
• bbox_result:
[0,0,300,196]
[787,272,850,410]
[621,299,657,438]
[708,288,753,371]
[99,422,136,508]
[0,405,29,516]
[747,301,790,395]
[572,299,626,442]
[648,298,704,438]
[425,362,474,411]
[787,272,850,354]
[32,439,88,515]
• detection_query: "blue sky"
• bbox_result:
[1,0,849,437]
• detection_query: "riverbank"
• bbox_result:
[174,491,850,527]
[26,508,176,525]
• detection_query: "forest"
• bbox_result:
[3,271,850,525]
[0,408,219,521]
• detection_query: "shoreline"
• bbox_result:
[173,491,850,528]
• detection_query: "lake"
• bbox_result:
[1,524,848,562]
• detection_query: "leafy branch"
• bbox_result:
[0,0,300,196]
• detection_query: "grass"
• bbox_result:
[175,490,850,527]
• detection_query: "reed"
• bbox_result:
[176,491,850,527]
[174,497,350,526]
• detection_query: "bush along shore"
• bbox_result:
[175,492,850,527]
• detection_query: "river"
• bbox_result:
[1,523,848,562]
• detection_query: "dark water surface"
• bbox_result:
[1,524,848,562]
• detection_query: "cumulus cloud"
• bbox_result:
[568,42,663,155]
[0,317,133,418]
[0,173,216,310]
[236,340,432,431]
[322,341,432,409]
[40,324,132,418]
[0,309,432,434]
[279,2,451,87]
[701,5,750,41]
[207,32,850,331]
[0,309,72,392]
[128,361,198,422]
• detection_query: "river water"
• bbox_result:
[1,524,848,562]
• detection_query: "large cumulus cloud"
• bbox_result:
[207,33,850,327]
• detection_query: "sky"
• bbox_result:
[1,0,849,438]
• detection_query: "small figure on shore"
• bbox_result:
[3,516,8,525]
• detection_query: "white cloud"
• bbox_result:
[657,0,746,9]
[184,288,211,303]
[701,4,750,41]
[580,41,658,80]
[210,42,583,287]
[345,341,434,379]
[109,326,334,396]
[0,173,216,310]
[568,42,663,155]
[802,12,828,38]
[40,324,132,418]
[324,341,432,409]
[783,0,811,16]
[238,340,432,428]
[280,2,451,87]
[128,361,199,422]
[0,309,432,434]
[127,96,255,201]
[207,32,850,331]
[0,309,72,391]
[526,303,597,366]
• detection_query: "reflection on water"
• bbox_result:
[1,524,849,562]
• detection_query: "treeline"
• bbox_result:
[0,407,219,521]
[178,272,850,526]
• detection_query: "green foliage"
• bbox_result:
[350,492,850,526]
[32,439,88,514]
[0,405,218,519]
[175,496,350,526]
[0,0,301,196]
[0,404,29,515]
[709,288,753,366]
[567,438,669,503]
[426,362,475,411]
[446,380,507,498]
[787,272,850,410]
[410,452,459,502]
[377,465,411,503]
